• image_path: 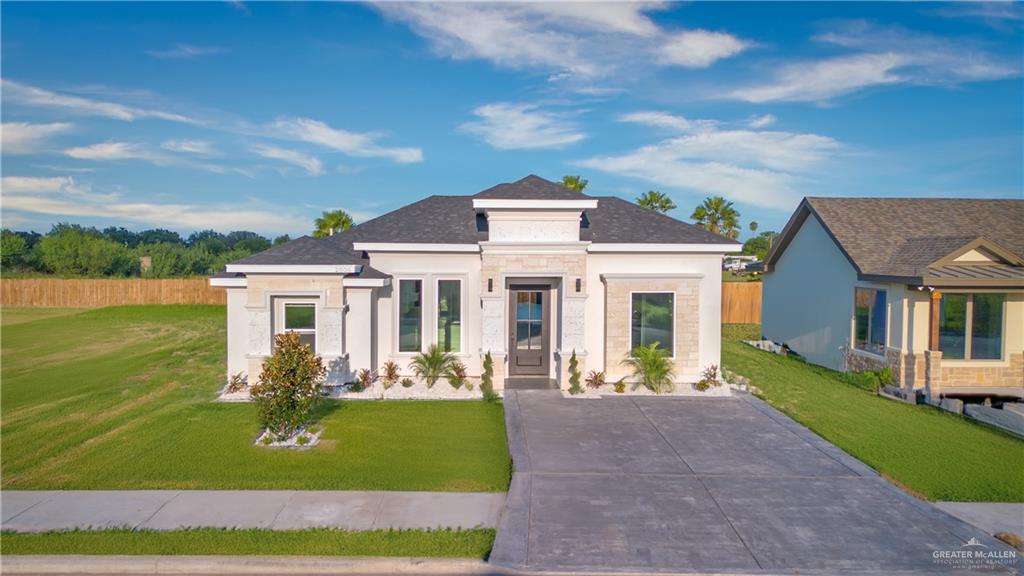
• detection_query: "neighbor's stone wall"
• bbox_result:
[926,351,1024,398]
[603,277,700,381]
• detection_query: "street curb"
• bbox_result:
[0,555,506,575]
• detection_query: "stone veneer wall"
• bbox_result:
[480,253,586,294]
[925,351,1024,397]
[603,276,700,381]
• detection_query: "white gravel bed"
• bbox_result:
[255,426,323,449]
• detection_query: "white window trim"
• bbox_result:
[852,287,888,358]
[435,277,465,355]
[274,297,319,354]
[628,290,676,359]
[940,292,1007,363]
[395,277,426,355]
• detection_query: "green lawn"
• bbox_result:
[0,528,495,558]
[1,306,510,491]
[722,324,1024,502]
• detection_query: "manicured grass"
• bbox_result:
[0,307,86,326]
[722,324,1024,502]
[1,306,510,491]
[0,528,495,557]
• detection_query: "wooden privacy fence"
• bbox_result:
[722,282,762,324]
[1,278,225,307]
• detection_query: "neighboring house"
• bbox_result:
[763,197,1024,402]
[210,175,739,390]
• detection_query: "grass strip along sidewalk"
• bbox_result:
[722,324,1024,503]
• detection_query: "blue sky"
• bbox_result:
[2,1,1021,239]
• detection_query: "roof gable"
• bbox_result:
[474,174,590,200]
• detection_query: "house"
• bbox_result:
[210,175,740,390]
[763,197,1024,402]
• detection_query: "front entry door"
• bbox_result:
[509,286,550,376]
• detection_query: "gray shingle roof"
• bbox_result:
[225,175,737,270]
[767,197,1024,283]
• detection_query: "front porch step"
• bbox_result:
[504,377,558,390]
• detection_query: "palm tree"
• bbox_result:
[690,196,741,239]
[313,209,353,238]
[636,190,676,214]
[561,175,588,193]
[749,221,758,233]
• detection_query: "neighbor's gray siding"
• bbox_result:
[762,215,857,371]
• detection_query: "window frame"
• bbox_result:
[628,290,676,359]
[395,277,425,355]
[940,292,1007,362]
[852,286,888,357]
[435,277,464,355]
[274,297,319,353]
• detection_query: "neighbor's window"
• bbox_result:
[941,293,1005,360]
[398,279,422,352]
[631,293,674,354]
[437,279,462,353]
[853,288,887,355]
[283,302,316,350]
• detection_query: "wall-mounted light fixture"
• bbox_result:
[575,278,582,292]
[488,278,494,293]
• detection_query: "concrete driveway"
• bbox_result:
[491,390,1017,575]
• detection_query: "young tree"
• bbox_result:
[636,190,676,214]
[560,175,588,193]
[251,332,326,441]
[313,209,354,237]
[690,196,741,239]
[273,234,291,246]
[742,231,778,261]
[1,229,27,269]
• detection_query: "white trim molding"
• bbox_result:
[589,243,741,253]
[601,273,704,281]
[209,276,247,287]
[472,198,598,210]
[352,242,480,253]
[480,241,590,254]
[225,264,362,274]
[344,277,391,288]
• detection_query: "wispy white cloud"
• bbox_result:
[270,117,423,164]
[1,79,197,123]
[161,139,215,155]
[578,111,841,209]
[65,141,168,163]
[729,21,1019,103]
[460,103,586,150]
[1,122,74,154]
[934,2,1023,31]
[1,175,309,233]
[251,144,324,176]
[147,44,226,59]
[748,114,777,129]
[376,3,747,82]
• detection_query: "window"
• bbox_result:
[631,293,674,354]
[437,279,462,353]
[282,302,316,350]
[941,293,1005,360]
[853,288,887,355]
[398,279,422,352]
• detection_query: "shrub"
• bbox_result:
[614,378,626,394]
[695,364,722,392]
[481,351,498,402]
[621,342,675,394]
[567,350,583,395]
[400,377,415,388]
[356,368,378,391]
[585,370,606,390]
[380,361,400,389]
[410,344,456,388]
[296,435,310,446]
[251,332,326,441]
[226,372,248,393]
[447,361,468,389]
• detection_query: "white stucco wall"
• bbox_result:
[585,252,723,381]
[225,287,248,381]
[762,216,858,371]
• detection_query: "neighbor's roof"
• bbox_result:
[224,175,738,270]
[766,197,1024,286]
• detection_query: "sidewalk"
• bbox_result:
[934,502,1024,537]
[1,490,506,532]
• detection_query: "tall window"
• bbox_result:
[437,280,462,353]
[283,302,316,350]
[631,293,674,354]
[853,288,887,355]
[941,293,1005,360]
[398,279,422,352]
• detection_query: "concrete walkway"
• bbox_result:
[1,490,505,532]
[935,502,1024,537]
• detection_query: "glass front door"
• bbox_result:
[509,287,549,376]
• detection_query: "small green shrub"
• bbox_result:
[296,434,310,446]
[567,350,583,395]
[260,435,273,446]
[410,344,457,388]
[380,361,400,390]
[622,342,675,394]
[464,380,475,391]
[251,332,326,441]
[481,351,498,402]
[400,377,415,388]
[695,364,722,392]
[585,370,606,390]
[356,368,378,391]
[447,361,468,389]
[614,378,626,394]
[349,379,365,393]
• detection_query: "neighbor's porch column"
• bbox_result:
[928,289,942,350]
